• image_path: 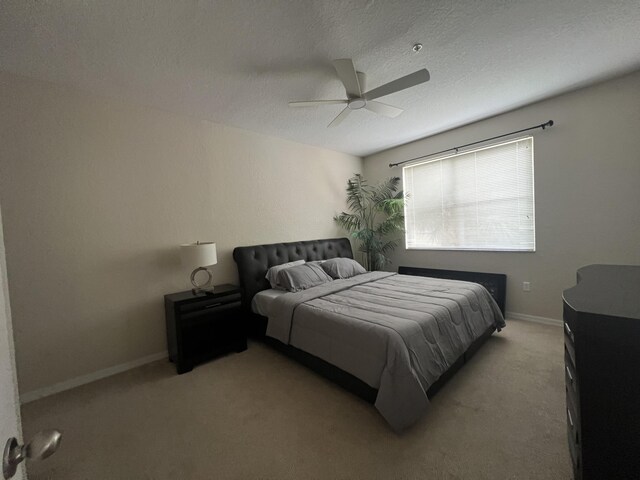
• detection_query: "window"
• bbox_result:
[403,137,535,251]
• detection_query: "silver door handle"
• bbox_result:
[3,430,62,479]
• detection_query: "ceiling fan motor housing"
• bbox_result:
[348,98,366,110]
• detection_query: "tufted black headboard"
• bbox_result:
[232,237,353,313]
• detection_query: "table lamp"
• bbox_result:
[180,241,218,294]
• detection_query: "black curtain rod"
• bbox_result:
[388,120,554,168]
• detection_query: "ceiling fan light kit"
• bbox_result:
[289,58,430,127]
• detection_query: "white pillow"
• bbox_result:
[265,260,305,289]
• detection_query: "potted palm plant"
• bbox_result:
[334,174,405,271]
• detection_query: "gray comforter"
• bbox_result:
[266,272,506,431]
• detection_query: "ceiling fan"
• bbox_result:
[289,58,430,127]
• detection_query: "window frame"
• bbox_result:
[402,136,536,252]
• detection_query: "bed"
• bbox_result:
[233,237,506,431]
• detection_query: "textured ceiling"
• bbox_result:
[1,1,639,156]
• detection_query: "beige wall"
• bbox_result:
[0,72,361,394]
[364,70,640,320]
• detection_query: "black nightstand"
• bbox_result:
[164,284,247,374]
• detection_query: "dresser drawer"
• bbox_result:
[564,351,578,401]
[564,320,575,345]
[567,427,581,480]
[564,332,576,368]
[563,302,578,334]
[566,389,581,448]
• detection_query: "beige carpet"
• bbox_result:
[22,319,571,479]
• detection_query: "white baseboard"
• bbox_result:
[506,311,563,327]
[20,312,560,403]
[20,351,168,404]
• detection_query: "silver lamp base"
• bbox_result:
[190,267,215,295]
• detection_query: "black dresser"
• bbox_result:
[563,264,640,479]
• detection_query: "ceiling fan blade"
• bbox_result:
[328,107,351,128]
[364,101,404,118]
[288,100,348,107]
[364,69,430,101]
[332,59,362,98]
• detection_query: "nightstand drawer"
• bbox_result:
[181,300,241,324]
[181,310,244,360]
[179,293,241,313]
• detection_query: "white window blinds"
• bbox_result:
[403,137,535,251]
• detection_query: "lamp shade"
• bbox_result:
[180,242,217,269]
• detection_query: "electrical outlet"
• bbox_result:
[523,281,531,292]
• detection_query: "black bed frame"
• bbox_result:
[233,238,506,405]
[398,265,507,317]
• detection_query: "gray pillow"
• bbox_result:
[276,262,333,292]
[307,260,326,266]
[265,260,305,289]
[321,258,367,279]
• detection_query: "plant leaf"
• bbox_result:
[334,212,362,232]
[334,174,405,271]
